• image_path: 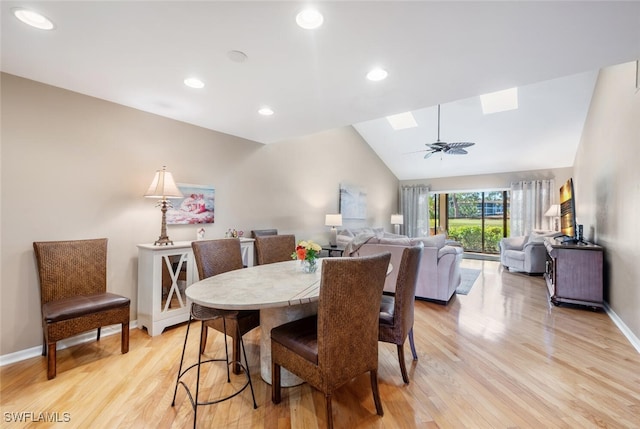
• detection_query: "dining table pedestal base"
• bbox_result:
[259,301,318,387]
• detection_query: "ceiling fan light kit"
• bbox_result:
[422,104,475,159]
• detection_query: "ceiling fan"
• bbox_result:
[415,104,475,159]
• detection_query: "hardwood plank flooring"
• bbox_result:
[2,259,639,428]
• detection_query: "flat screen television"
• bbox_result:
[559,178,578,242]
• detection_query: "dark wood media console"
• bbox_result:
[544,237,604,309]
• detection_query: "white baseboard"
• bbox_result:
[604,303,640,354]
[0,320,138,367]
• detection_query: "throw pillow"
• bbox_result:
[410,234,446,249]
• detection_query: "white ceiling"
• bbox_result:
[2,1,639,180]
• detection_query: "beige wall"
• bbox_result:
[573,61,640,339]
[0,73,398,355]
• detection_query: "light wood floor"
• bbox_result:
[2,260,639,428]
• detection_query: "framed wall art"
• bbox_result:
[339,183,367,220]
[166,183,215,224]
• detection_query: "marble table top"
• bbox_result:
[186,260,322,311]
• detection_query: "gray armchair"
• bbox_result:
[500,231,560,274]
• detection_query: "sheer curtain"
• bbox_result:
[400,184,430,238]
[510,179,554,237]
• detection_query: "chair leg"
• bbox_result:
[121,322,129,354]
[221,317,231,383]
[232,335,242,374]
[370,370,384,417]
[47,343,56,380]
[238,323,258,409]
[271,363,281,404]
[42,333,47,357]
[199,325,208,355]
[397,343,409,384]
[172,316,193,406]
[408,327,418,360]
[97,327,101,341]
[325,394,334,429]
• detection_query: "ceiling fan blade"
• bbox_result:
[423,151,435,159]
[445,148,468,155]
[448,142,475,149]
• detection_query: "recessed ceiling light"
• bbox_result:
[296,9,324,29]
[12,8,54,30]
[184,78,205,89]
[480,87,518,114]
[367,68,388,82]
[258,107,274,116]
[386,112,418,130]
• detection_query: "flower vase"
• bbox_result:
[303,258,318,273]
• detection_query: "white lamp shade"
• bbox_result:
[391,214,404,225]
[144,167,183,199]
[325,214,343,227]
[544,204,561,217]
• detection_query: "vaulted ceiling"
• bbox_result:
[2,1,638,180]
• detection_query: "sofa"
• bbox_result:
[338,228,463,303]
[499,230,562,274]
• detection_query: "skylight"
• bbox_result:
[386,112,417,130]
[480,87,518,114]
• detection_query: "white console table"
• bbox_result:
[137,238,255,336]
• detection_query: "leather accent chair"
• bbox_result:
[379,245,423,384]
[271,252,391,429]
[33,238,130,380]
[254,234,296,265]
[191,239,260,373]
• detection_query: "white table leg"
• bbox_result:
[259,302,318,386]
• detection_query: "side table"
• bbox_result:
[320,244,346,257]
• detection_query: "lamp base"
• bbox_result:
[329,228,337,247]
[154,236,174,246]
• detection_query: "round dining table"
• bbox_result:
[186,259,321,387]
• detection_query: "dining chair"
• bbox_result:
[271,252,392,429]
[191,239,260,373]
[33,238,130,380]
[173,239,258,427]
[254,234,296,265]
[378,245,423,384]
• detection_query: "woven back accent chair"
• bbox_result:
[33,238,130,380]
[191,239,260,373]
[271,252,392,429]
[254,234,296,265]
[379,245,423,384]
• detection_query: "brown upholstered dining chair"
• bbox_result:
[254,234,296,265]
[379,245,423,384]
[191,239,260,373]
[33,238,130,380]
[271,252,392,429]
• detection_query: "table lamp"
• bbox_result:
[144,166,183,245]
[544,204,561,231]
[325,214,342,247]
[391,214,404,235]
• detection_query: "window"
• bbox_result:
[431,190,509,254]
